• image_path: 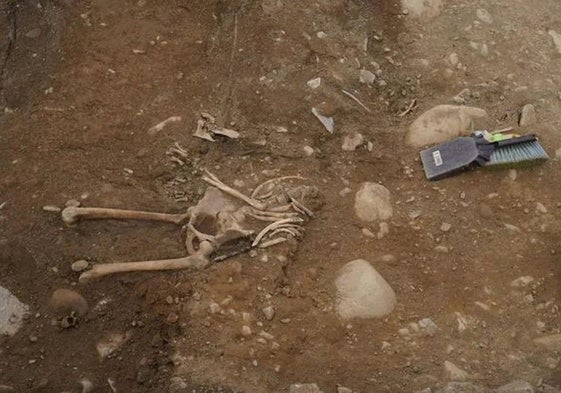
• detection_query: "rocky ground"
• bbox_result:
[2,0,561,392]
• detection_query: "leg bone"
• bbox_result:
[79,241,215,282]
[62,207,188,225]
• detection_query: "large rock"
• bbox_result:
[533,334,561,351]
[406,105,488,147]
[354,183,393,222]
[335,259,396,319]
[0,286,29,336]
[401,0,442,18]
[48,288,88,317]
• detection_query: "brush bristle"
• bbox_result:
[484,141,549,169]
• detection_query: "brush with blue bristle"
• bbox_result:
[473,131,549,170]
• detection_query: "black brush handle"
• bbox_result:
[495,135,537,147]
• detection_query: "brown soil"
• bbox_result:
[1,0,561,392]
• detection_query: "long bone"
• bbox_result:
[78,241,214,282]
[62,206,188,225]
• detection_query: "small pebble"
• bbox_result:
[71,260,89,272]
[262,306,275,321]
[166,312,179,324]
[241,325,252,336]
[440,223,452,232]
[65,199,81,208]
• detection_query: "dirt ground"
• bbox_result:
[2,0,561,392]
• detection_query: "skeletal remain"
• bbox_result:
[62,171,317,282]
[148,116,182,136]
[193,112,240,141]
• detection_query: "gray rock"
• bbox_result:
[48,288,88,317]
[262,306,275,321]
[406,105,488,147]
[519,104,537,127]
[96,331,130,358]
[169,377,187,393]
[496,380,534,393]
[435,382,491,393]
[401,0,442,18]
[359,69,376,84]
[354,183,393,222]
[419,318,439,336]
[290,384,324,393]
[0,286,29,336]
[444,361,470,381]
[335,259,396,319]
[25,28,42,38]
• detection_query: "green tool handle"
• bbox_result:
[495,135,537,147]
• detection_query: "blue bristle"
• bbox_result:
[486,141,549,168]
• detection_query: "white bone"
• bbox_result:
[62,207,188,225]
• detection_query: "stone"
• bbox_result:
[435,382,491,393]
[96,331,131,358]
[510,276,534,288]
[441,223,452,232]
[0,385,15,393]
[71,260,89,272]
[449,53,459,67]
[65,199,81,207]
[303,145,315,156]
[354,183,393,222]
[169,376,188,393]
[377,222,389,239]
[262,306,275,321]
[496,380,534,393]
[337,387,353,393]
[0,286,29,336]
[307,78,321,89]
[48,289,88,317]
[401,0,442,19]
[536,202,548,214]
[335,259,396,319]
[444,361,470,381]
[406,105,488,147]
[359,69,376,84]
[519,104,537,127]
[548,30,561,54]
[241,325,252,336]
[419,318,438,336]
[290,384,324,393]
[533,334,561,351]
[476,9,493,24]
[25,28,42,38]
[342,133,364,151]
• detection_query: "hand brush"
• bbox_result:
[479,133,549,170]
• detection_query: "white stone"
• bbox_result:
[354,183,393,222]
[377,222,389,239]
[359,69,376,84]
[0,286,29,336]
[303,145,315,156]
[440,223,452,232]
[401,0,442,19]
[419,318,438,336]
[510,276,534,288]
[42,205,61,212]
[96,332,130,358]
[262,306,275,321]
[549,30,561,54]
[312,108,334,133]
[362,228,376,238]
[337,387,353,393]
[449,53,459,67]
[342,133,364,151]
[444,361,470,381]
[71,260,89,272]
[519,104,537,127]
[307,78,321,89]
[241,325,252,336]
[290,383,324,393]
[335,259,396,319]
[476,9,493,24]
[405,105,488,147]
[536,202,548,214]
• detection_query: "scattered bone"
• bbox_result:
[312,107,334,133]
[43,205,61,212]
[341,89,372,113]
[193,112,240,141]
[96,331,131,358]
[148,116,182,136]
[342,133,364,151]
